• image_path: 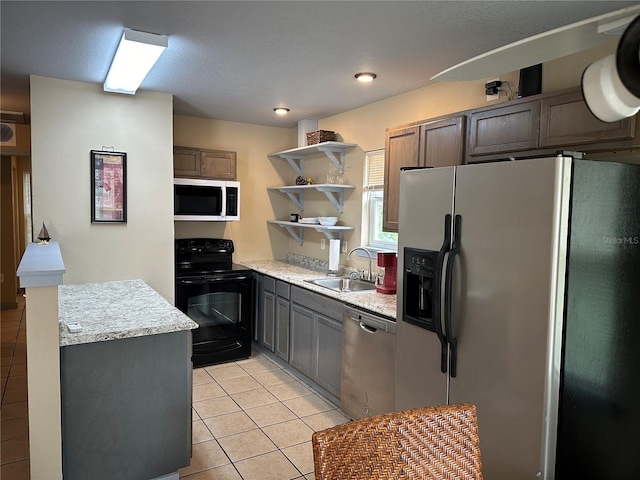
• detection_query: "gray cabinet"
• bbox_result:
[315,314,343,396]
[290,303,315,378]
[275,293,290,361]
[263,290,276,351]
[260,275,290,361]
[290,286,343,398]
[61,331,192,480]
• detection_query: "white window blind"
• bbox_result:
[363,150,385,190]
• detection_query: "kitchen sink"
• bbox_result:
[305,277,376,293]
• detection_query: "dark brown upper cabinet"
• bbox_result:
[383,125,420,233]
[467,101,540,160]
[383,115,466,232]
[173,146,237,180]
[539,89,636,148]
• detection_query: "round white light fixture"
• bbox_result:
[273,107,290,115]
[355,72,377,82]
[581,14,640,122]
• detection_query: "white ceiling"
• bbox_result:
[0,1,636,127]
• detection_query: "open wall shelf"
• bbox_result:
[268,141,357,175]
[267,221,354,245]
[267,184,355,213]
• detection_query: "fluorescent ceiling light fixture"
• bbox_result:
[273,107,290,115]
[104,28,168,95]
[355,72,377,82]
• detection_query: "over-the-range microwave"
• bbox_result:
[174,178,240,221]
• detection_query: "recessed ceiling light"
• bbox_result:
[355,72,377,82]
[273,107,290,115]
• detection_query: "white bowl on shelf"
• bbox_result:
[318,216,338,226]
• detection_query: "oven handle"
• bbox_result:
[178,275,250,285]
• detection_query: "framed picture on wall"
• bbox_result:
[91,150,127,223]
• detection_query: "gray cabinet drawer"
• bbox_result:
[276,280,290,300]
[264,276,276,293]
[291,286,342,322]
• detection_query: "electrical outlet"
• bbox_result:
[320,238,325,250]
[486,77,500,101]
[342,241,347,253]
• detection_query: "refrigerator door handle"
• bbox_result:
[444,214,461,377]
[434,214,452,373]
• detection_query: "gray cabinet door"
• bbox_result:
[61,331,192,480]
[290,303,314,378]
[262,290,275,352]
[275,296,290,361]
[254,273,263,342]
[315,314,343,397]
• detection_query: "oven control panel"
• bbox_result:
[175,238,234,254]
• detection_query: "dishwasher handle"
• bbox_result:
[345,307,396,334]
[359,322,378,334]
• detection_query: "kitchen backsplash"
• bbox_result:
[285,253,365,278]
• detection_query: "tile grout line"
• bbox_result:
[195,359,308,479]
[1,299,26,405]
[188,355,342,479]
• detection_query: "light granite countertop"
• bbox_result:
[58,279,198,347]
[239,260,397,319]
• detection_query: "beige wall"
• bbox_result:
[171,40,619,272]
[173,116,295,261]
[25,285,62,480]
[30,76,175,301]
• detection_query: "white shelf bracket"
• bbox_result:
[314,228,342,242]
[316,146,346,173]
[278,155,305,176]
[282,225,304,245]
[282,190,305,211]
[315,186,345,212]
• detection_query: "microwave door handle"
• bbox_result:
[221,186,227,219]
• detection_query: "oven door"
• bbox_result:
[176,273,254,367]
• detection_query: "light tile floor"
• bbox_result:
[183,351,350,479]
[1,295,30,480]
[0,296,350,480]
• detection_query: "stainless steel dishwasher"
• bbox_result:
[341,305,396,420]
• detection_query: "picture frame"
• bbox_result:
[91,150,127,223]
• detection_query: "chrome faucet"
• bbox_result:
[346,247,376,282]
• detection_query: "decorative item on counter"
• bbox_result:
[295,175,307,185]
[290,213,299,223]
[37,222,51,245]
[376,252,397,294]
[306,130,337,145]
[306,177,314,185]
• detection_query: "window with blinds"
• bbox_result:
[362,150,397,250]
[363,150,385,190]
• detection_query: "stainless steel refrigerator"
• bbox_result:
[395,156,640,479]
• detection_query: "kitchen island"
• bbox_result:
[58,279,197,480]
